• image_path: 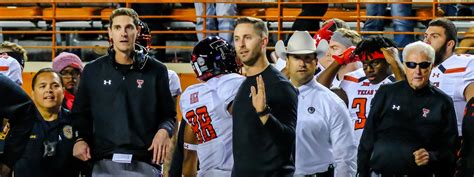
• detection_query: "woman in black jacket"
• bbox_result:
[457,97,474,177]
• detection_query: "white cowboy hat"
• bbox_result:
[275,31,328,60]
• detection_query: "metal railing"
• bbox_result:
[0,0,473,61]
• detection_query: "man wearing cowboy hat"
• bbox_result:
[281,31,356,177]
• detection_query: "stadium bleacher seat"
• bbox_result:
[171,8,196,22]
[43,7,98,20]
[100,8,113,21]
[0,6,42,19]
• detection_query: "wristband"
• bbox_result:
[257,105,271,117]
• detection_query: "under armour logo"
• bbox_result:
[104,80,112,85]
[392,105,400,110]
[422,108,430,118]
[315,35,323,46]
[136,79,144,88]
[432,73,440,78]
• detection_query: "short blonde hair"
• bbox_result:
[334,28,362,46]
[236,17,268,37]
[0,41,28,62]
[322,18,350,31]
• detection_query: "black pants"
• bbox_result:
[168,121,187,177]
[372,172,433,177]
[456,168,474,177]
[297,164,334,177]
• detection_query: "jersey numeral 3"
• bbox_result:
[352,98,367,130]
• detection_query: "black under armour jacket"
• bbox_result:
[457,97,474,177]
[72,46,176,160]
[358,80,458,177]
[0,75,37,168]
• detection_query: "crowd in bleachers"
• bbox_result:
[0,2,472,62]
[0,2,473,177]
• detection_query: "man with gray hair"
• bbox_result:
[358,41,458,177]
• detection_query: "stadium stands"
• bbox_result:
[0,1,472,63]
[0,0,472,121]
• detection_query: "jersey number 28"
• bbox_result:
[185,106,218,143]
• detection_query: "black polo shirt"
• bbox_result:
[232,65,298,177]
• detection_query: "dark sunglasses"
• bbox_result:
[405,61,431,69]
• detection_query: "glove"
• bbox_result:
[314,20,335,47]
[332,46,360,65]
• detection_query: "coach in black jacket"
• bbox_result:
[0,75,37,175]
[457,97,474,177]
[358,41,458,177]
[71,8,176,175]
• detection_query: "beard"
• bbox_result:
[434,41,448,66]
[241,49,261,67]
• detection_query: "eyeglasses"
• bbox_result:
[405,61,431,69]
[60,69,81,78]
